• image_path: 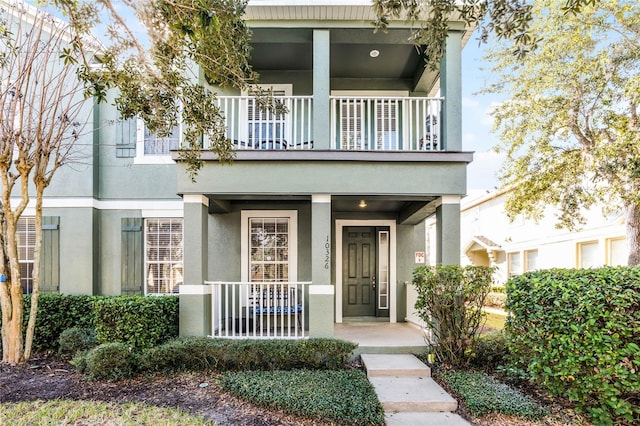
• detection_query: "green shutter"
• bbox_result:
[121,217,143,295]
[40,216,60,294]
[115,118,137,158]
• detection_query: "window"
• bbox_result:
[243,85,291,149]
[507,252,521,277]
[145,218,183,294]
[606,237,627,266]
[524,249,538,272]
[135,118,181,164]
[241,210,297,283]
[577,241,600,268]
[17,217,35,294]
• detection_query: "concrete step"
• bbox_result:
[361,354,431,378]
[369,376,458,413]
[385,412,471,426]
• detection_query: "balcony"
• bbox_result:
[215,96,442,152]
[208,281,310,339]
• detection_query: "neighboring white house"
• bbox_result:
[425,189,628,285]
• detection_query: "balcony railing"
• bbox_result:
[331,96,442,151]
[215,95,442,151]
[207,281,310,339]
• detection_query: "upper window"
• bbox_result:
[144,218,183,294]
[241,85,291,149]
[135,118,181,164]
[17,217,35,294]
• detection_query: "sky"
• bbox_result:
[460,40,505,193]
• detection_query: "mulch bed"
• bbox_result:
[0,353,329,425]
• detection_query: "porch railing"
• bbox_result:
[215,95,442,151]
[207,281,310,339]
[330,96,442,151]
[215,96,314,150]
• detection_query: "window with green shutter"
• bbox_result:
[115,118,137,158]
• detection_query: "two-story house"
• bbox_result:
[15,0,473,339]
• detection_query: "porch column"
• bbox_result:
[179,194,211,336]
[440,29,462,151]
[309,194,334,337]
[436,195,461,265]
[313,29,331,149]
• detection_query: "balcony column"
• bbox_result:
[179,194,211,337]
[309,194,334,337]
[313,29,331,149]
[436,195,461,265]
[440,29,463,151]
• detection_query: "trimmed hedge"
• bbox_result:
[94,296,178,350]
[140,337,357,373]
[506,267,640,425]
[220,369,384,425]
[23,294,100,352]
[76,342,139,381]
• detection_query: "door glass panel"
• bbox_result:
[378,231,389,309]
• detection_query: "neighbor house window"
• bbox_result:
[524,249,538,272]
[507,252,521,278]
[145,218,183,294]
[135,118,181,164]
[577,241,600,268]
[241,210,297,283]
[17,216,35,294]
[606,237,627,266]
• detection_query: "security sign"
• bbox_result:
[415,251,425,264]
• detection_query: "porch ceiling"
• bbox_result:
[204,194,439,224]
[249,28,432,91]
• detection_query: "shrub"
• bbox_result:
[94,296,178,350]
[23,294,100,351]
[471,330,508,370]
[77,342,138,381]
[58,327,97,359]
[439,369,547,419]
[220,369,384,425]
[412,264,494,367]
[140,337,357,373]
[506,267,640,425]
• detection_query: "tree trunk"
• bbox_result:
[2,310,24,364]
[626,202,640,266]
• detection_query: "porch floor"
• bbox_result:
[334,321,428,356]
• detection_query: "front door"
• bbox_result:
[342,227,377,317]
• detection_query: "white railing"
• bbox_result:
[215,96,314,150]
[330,96,442,151]
[207,281,310,339]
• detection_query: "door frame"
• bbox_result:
[335,219,396,323]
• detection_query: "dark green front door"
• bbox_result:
[342,227,376,317]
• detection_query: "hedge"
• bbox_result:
[2,294,178,353]
[94,296,178,350]
[506,267,640,425]
[140,337,357,373]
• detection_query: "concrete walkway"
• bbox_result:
[361,354,472,426]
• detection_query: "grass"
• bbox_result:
[483,311,506,331]
[219,369,385,426]
[0,400,213,425]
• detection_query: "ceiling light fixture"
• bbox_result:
[369,49,379,58]
[359,199,368,208]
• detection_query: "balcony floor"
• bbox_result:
[334,321,428,356]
